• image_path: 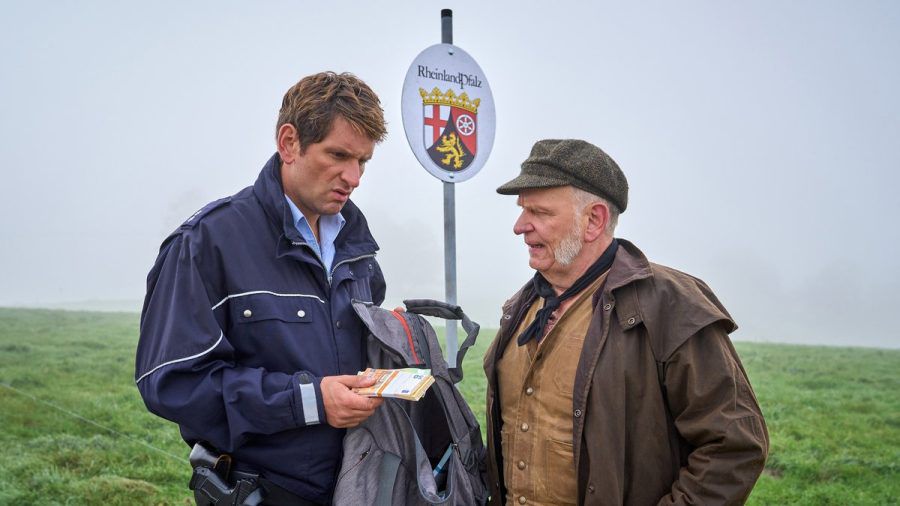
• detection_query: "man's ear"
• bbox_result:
[584,201,610,242]
[276,124,300,164]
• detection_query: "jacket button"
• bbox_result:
[603,303,612,311]
[242,309,252,318]
[297,310,306,318]
[627,317,636,325]
[368,263,374,271]
[574,409,582,418]
[517,460,526,470]
[588,485,595,493]
[335,320,342,329]
[525,387,534,396]
[518,496,527,504]
[520,422,529,432]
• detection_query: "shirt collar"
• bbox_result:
[283,195,346,244]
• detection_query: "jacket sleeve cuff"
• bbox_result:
[290,372,325,427]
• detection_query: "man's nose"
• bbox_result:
[342,162,362,188]
[513,214,531,235]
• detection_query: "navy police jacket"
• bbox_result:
[135,153,386,504]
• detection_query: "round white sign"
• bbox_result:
[401,44,495,183]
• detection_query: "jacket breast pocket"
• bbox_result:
[230,293,317,326]
[227,293,323,371]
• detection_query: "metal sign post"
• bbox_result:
[401,9,495,368]
[441,9,459,368]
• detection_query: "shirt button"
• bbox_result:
[518,496,527,504]
[297,310,306,318]
[574,409,583,418]
[525,387,534,396]
[520,423,529,432]
[242,309,252,318]
[588,485,596,493]
[517,460,526,470]
[335,320,342,329]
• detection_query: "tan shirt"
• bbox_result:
[497,274,607,506]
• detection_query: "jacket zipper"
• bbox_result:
[289,243,375,287]
[328,253,376,286]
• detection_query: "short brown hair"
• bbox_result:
[277,71,387,147]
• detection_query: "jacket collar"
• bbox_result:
[252,153,380,263]
[589,238,652,307]
[603,239,652,292]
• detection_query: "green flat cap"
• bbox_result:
[496,139,628,212]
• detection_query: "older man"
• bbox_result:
[136,72,388,505]
[484,139,768,505]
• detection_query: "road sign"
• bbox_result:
[402,43,495,183]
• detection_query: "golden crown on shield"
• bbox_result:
[419,87,480,114]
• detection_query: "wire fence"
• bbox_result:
[0,381,188,464]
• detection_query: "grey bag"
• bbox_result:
[332,299,488,505]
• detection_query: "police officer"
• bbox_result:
[136,71,389,505]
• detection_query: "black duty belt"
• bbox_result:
[253,475,323,506]
[189,442,323,506]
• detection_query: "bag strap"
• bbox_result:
[374,452,401,506]
[389,310,422,364]
[403,299,480,383]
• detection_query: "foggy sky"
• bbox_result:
[1,1,898,348]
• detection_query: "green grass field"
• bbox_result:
[0,307,897,505]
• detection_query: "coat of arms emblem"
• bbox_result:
[419,87,480,171]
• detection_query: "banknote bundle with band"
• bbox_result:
[353,368,435,401]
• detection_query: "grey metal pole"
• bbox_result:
[441,8,458,368]
[441,8,453,44]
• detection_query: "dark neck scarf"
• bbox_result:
[518,239,619,346]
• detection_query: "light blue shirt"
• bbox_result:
[284,195,346,272]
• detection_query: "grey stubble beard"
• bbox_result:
[553,219,584,266]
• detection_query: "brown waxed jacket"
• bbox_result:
[484,240,769,505]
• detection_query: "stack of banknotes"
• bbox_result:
[353,368,435,401]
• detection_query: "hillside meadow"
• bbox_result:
[0,308,897,505]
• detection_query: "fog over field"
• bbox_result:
[1,1,898,348]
